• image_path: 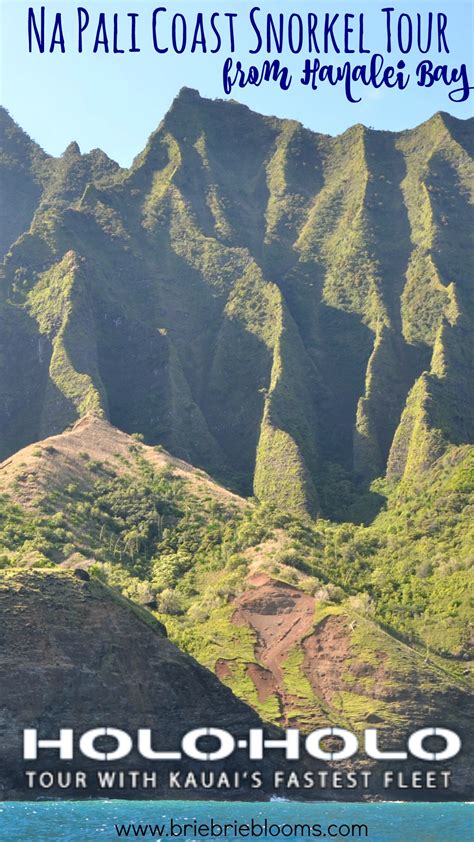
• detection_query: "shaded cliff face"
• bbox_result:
[0,94,472,518]
[0,569,268,799]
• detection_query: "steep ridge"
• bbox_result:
[0,93,472,520]
[0,414,245,532]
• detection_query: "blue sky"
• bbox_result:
[1,0,473,166]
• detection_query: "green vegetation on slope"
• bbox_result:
[1,424,471,727]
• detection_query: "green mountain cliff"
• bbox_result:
[0,94,473,799]
[1,92,472,517]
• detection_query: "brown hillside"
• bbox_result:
[0,414,246,510]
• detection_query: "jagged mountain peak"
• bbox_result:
[175,85,203,101]
[427,109,474,128]
[145,86,281,154]
[62,140,81,157]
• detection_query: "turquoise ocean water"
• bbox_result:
[0,801,471,842]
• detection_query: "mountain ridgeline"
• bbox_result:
[1,97,473,800]
[1,90,473,519]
